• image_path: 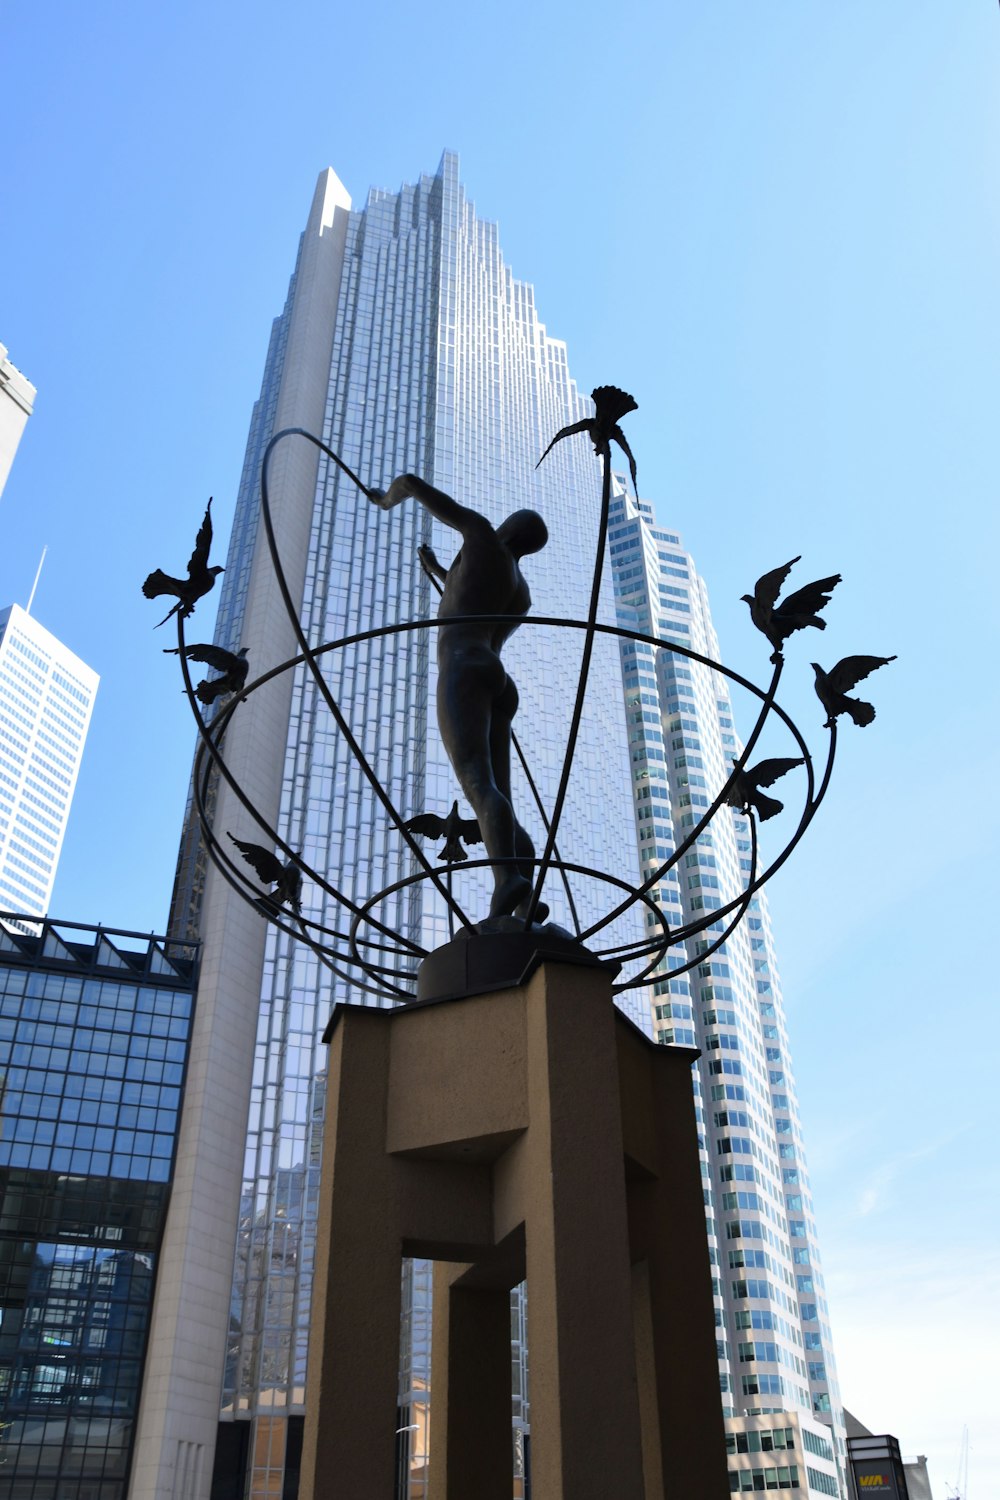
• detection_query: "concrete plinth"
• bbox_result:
[299,957,729,1500]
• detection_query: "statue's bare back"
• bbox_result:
[373,474,548,920]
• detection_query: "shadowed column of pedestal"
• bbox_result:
[618,1017,732,1497]
[429,1258,515,1500]
[488,961,647,1499]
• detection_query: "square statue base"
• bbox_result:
[299,956,729,1500]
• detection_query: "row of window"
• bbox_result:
[728,1465,800,1490]
[806,1468,838,1494]
[727,1427,795,1454]
[801,1429,834,1462]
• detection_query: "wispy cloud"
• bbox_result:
[851,1126,971,1218]
[855,1160,896,1217]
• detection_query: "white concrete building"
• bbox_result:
[0,603,98,920]
[727,1411,842,1497]
[0,342,36,499]
[608,479,850,1494]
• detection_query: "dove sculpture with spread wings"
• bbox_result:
[742,557,841,664]
[812,656,896,728]
[229,834,303,916]
[726,757,805,822]
[143,500,224,627]
[404,801,483,864]
[165,643,249,704]
[535,385,639,497]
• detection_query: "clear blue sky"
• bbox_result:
[3,3,997,1491]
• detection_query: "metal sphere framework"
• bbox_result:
[160,408,886,1005]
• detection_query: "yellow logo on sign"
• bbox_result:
[858,1478,887,1489]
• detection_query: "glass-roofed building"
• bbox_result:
[0,917,197,1498]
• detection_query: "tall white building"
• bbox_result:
[0,603,98,920]
[608,479,847,1495]
[135,153,847,1499]
[0,342,36,500]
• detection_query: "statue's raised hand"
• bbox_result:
[367,475,413,510]
[418,543,446,583]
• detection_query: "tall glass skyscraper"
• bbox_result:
[134,153,847,1500]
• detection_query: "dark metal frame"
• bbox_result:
[168,427,839,1004]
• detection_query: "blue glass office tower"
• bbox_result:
[142,153,645,1500]
[0,917,197,1498]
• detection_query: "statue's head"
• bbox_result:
[497,509,548,558]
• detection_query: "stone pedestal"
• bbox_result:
[299,957,729,1500]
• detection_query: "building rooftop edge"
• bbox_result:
[0,343,37,413]
[0,913,199,982]
[0,600,100,685]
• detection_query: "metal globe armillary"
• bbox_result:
[149,387,894,1003]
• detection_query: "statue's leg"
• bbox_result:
[437,652,530,918]
[491,678,548,924]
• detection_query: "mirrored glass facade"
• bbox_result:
[0,919,197,1497]
[170,152,650,1498]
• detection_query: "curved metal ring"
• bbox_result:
[175,598,832,1002]
[343,852,674,998]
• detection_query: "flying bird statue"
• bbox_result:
[726,757,805,822]
[164,643,249,704]
[742,557,841,664]
[812,656,896,728]
[404,801,483,864]
[143,499,224,627]
[536,384,639,497]
[228,833,303,916]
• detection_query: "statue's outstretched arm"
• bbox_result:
[371,473,489,539]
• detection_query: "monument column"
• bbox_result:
[298,1011,407,1499]
[495,961,647,1500]
[428,1261,515,1500]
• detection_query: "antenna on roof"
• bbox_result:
[25,545,47,616]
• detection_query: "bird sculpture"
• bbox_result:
[143,499,224,627]
[164,643,249,704]
[404,801,483,864]
[811,656,896,728]
[228,833,303,916]
[726,757,805,822]
[536,384,639,497]
[742,557,842,664]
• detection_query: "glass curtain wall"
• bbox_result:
[0,921,197,1499]
[205,154,646,1497]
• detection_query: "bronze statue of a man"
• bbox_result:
[373,474,548,922]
